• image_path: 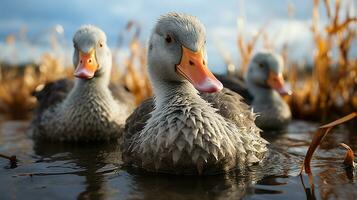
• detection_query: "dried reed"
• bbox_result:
[289,0,357,120]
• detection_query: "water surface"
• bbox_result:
[0,120,356,200]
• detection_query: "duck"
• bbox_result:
[122,13,268,175]
[245,52,292,130]
[216,52,292,130]
[30,25,134,142]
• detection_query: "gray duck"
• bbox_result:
[122,13,268,175]
[216,52,292,130]
[30,25,134,142]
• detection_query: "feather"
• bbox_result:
[176,138,186,152]
[172,148,182,165]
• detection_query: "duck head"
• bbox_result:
[245,52,291,95]
[72,25,112,80]
[147,12,223,93]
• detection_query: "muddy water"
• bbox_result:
[0,120,356,200]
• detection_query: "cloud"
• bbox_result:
[0,0,354,69]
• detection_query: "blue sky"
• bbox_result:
[0,0,355,72]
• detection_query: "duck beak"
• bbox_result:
[267,71,292,95]
[175,46,223,93]
[74,50,98,79]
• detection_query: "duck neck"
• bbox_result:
[151,77,199,109]
[246,80,279,102]
[66,68,112,106]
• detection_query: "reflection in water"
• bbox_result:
[126,170,252,199]
[0,120,356,200]
[121,148,296,200]
[316,165,357,200]
[30,140,300,199]
[33,141,121,200]
[300,174,317,200]
[345,166,354,181]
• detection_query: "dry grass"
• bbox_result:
[0,54,72,119]
[115,21,152,104]
[299,112,356,193]
[232,0,356,120]
[288,0,357,120]
[234,17,267,77]
[300,112,357,175]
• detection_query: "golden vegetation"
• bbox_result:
[300,112,356,175]
[340,142,355,167]
[235,18,267,77]
[0,55,72,119]
[116,21,152,105]
[232,0,356,120]
[289,0,357,120]
[299,112,356,193]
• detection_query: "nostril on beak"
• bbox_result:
[189,60,195,66]
[203,60,206,65]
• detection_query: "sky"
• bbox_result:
[0,0,356,73]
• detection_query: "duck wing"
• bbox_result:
[32,78,74,117]
[214,74,253,104]
[200,88,257,129]
[109,84,136,111]
[30,78,73,128]
[122,98,154,150]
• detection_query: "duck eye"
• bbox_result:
[165,35,172,43]
[99,43,103,48]
[258,63,264,68]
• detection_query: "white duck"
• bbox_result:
[31,25,134,142]
[122,13,268,175]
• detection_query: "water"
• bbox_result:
[0,120,356,200]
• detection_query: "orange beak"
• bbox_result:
[267,71,291,95]
[74,50,98,79]
[175,46,223,93]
